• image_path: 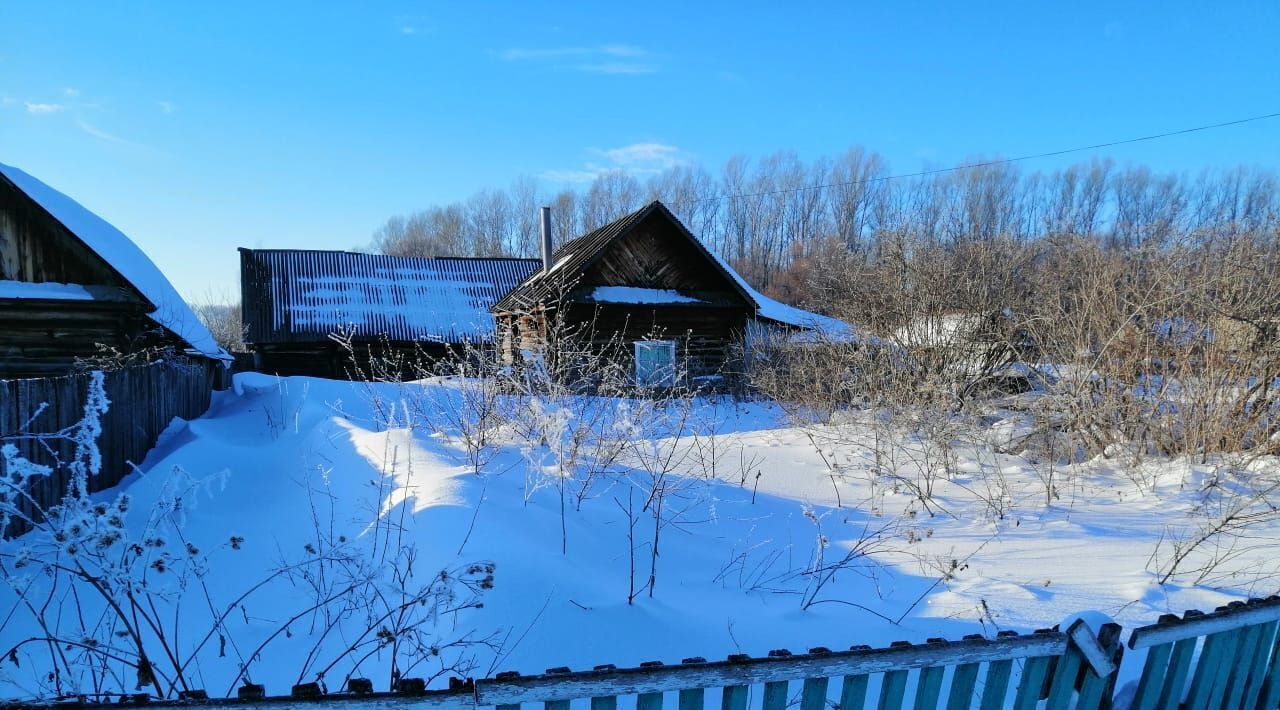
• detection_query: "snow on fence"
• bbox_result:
[474,621,1123,710]
[18,598,1278,710]
[0,360,226,536]
[9,621,1120,709]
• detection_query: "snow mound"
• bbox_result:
[0,162,229,361]
[1,375,1269,700]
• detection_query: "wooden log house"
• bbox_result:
[493,202,757,386]
[0,162,229,378]
[492,201,853,388]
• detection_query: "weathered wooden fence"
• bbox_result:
[1127,596,1280,710]
[3,599,1279,709]
[471,620,1123,710]
[0,359,226,536]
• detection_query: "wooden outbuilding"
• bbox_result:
[238,201,852,385]
[239,249,540,378]
[0,162,229,378]
[493,201,854,387]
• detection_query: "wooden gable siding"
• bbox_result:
[0,176,184,378]
[576,211,746,299]
[0,177,139,291]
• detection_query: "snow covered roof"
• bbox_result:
[240,250,540,345]
[704,247,858,341]
[584,286,706,305]
[0,162,230,361]
[891,311,1022,349]
[0,279,97,301]
[494,200,858,340]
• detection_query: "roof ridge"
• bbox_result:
[491,200,758,313]
[433,256,541,262]
[239,247,540,263]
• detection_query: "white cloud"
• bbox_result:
[595,44,646,58]
[498,44,655,73]
[394,14,430,35]
[541,142,689,183]
[158,100,177,114]
[538,168,607,183]
[63,87,80,98]
[597,142,686,170]
[76,117,134,145]
[576,63,657,75]
[499,44,645,61]
[499,47,578,60]
[25,102,64,114]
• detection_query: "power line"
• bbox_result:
[674,111,1280,207]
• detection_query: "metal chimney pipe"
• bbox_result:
[540,206,553,273]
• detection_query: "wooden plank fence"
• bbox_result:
[0,359,226,536]
[473,622,1121,710]
[1127,596,1280,710]
[4,599,1279,708]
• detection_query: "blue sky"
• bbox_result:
[2,2,1278,300]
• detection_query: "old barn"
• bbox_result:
[493,201,852,386]
[239,249,539,377]
[0,162,228,377]
[240,201,849,386]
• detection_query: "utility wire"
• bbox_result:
[674,111,1280,207]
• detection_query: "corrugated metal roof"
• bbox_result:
[240,250,539,345]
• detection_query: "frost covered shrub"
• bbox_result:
[1148,458,1280,587]
[0,370,110,534]
[0,372,497,700]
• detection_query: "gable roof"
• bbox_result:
[493,200,754,312]
[492,200,856,340]
[240,249,540,345]
[0,162,230,361]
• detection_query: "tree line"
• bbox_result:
[371,146,1280,463]
[371,147,1279,306]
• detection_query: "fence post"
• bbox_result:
[1073,622,1122,710]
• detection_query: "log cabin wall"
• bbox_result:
[561,211,753,384]
[493,204,758,388]
[0,168,231,535]
[564,303,749,383]
[0,300,156,378]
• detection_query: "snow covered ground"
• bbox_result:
[1,373,1276,700]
